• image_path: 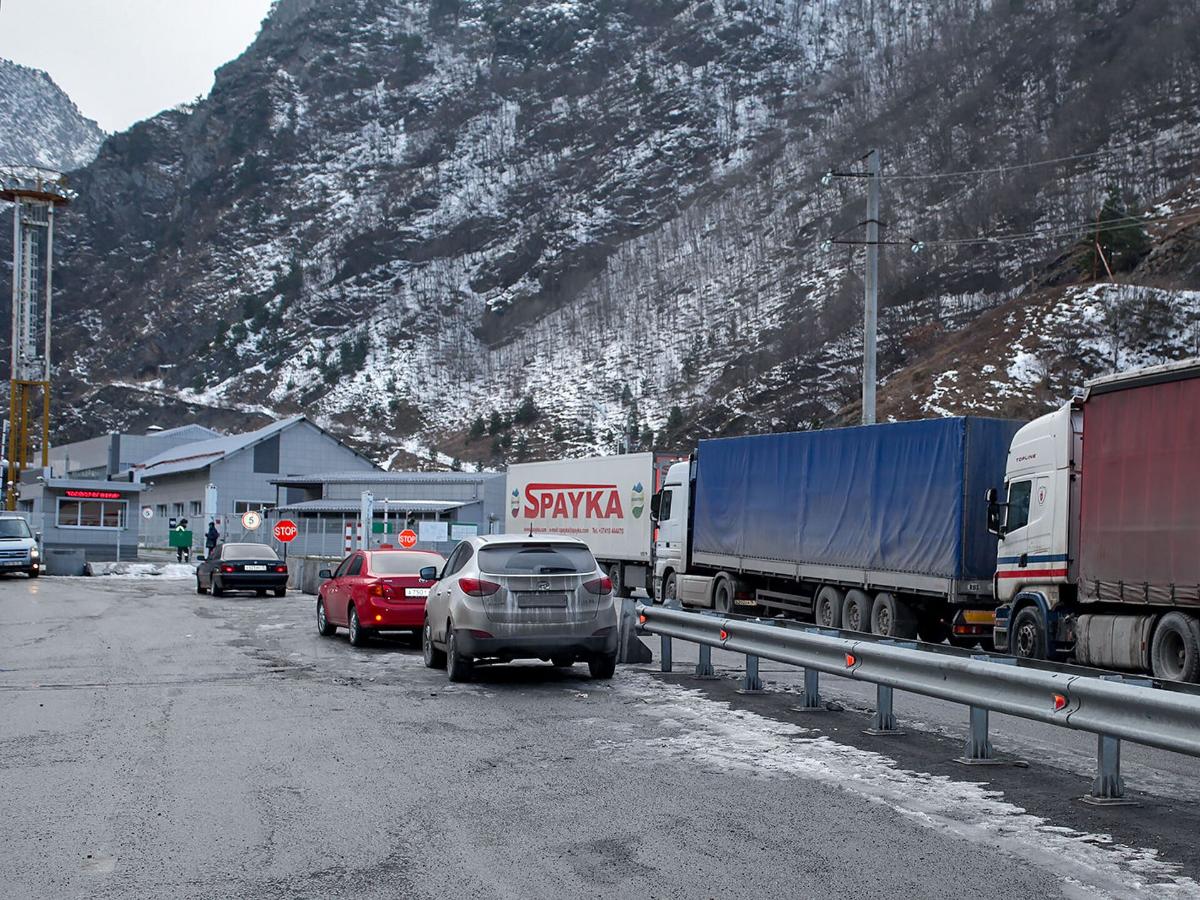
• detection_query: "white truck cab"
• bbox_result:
[991,402,1077,608]
[651,460,691,603]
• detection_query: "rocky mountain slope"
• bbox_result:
[0,58,104,171]
[29,0,1200,466]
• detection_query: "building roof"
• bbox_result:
[137,417,306,478]
[277,498,468,515]
[144,424,223,441]
[273,470,501,486]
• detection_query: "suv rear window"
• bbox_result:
[370,552,444,575]
[478,543,597,575]
[221,543,279,561]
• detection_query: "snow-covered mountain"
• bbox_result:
[0,58,104,171]
[40,0,1200,466]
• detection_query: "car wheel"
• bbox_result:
[212,577,224,597]
[1151,612,1200,682]
[1011,606,1047,660]
[423,618,446,669]
[551,656,574,668]
[256,589,268,598]
[316,598,336,637]
[348,605,370,647]
[274,587,287,598]
[196,577,208,596]
[27,567,39,579]
[588,650,618,680]
[446,626,473,682]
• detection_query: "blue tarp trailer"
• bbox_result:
[689,417,1023,622]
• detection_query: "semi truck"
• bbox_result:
[650,417,1023,643]
[505,452,682,598]
[991,359,1200,682]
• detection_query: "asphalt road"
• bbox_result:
[2,576,1198,899]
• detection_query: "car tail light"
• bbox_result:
[274,565,287,573]
[221,565,235,573]
[459,577,500,597]
[369,582,395,600]
[469,629,493,639]
[583,576,613,595]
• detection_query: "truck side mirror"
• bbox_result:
[985,488,1004,537]
[650,492,661,520]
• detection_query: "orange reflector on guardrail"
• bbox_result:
[719,629,729,641]
[1053,693,1068,711]
[639,614,647,625]
[845,653,857,667]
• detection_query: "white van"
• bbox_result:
[0,516,41,578]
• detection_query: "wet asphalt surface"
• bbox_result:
[2,576,1199,899]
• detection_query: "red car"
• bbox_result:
[316,549,445,646]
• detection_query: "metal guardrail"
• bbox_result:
[637,603,1200,805]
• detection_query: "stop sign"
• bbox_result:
[398,529,418,549]
[273,520,298,543]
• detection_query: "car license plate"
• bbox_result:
[406,588,430,598]
[0,559,21,567]
[244,565,267,571]
[515,592,568,609]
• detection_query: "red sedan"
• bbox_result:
[316,549,444,647]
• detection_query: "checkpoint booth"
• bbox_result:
[15,477,144,569]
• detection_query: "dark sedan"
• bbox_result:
[196,542,288,597]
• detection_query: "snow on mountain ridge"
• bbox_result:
[0,58,104,171]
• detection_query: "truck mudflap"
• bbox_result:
[994,604,1012,653]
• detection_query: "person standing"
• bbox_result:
[205,521,220,557]
[176,518,191,563]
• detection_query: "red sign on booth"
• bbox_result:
[273,520,298,543]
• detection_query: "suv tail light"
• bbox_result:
[459,576,501,597]
[583,576,613,595]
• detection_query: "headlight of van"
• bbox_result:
[30,547,39,559]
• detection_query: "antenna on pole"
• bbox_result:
[2,165,72,509]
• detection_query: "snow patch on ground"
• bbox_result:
[622,674,1199,899]
[85,562,196,579]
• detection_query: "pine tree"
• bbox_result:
[1081,184,1150,277]
[488,409,504,435]
[469,416,486,440]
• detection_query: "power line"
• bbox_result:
[915,206,1199,248]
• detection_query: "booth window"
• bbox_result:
[58,499,128,529]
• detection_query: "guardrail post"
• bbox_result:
[694,643,717,679]
[660,634,672,673]
[737,653,764,694]
[864,684,903,736]
[1082,734,1137,806]
[955,706,1006,765]
[791,668,823,712]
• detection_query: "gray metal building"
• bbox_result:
[135,417,379,551]
[49,424,223,480]
[272,471,506,559]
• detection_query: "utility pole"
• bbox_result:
[862,148,880,426]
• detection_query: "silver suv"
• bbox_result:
[0,516,41,578]
[420,534,619,682]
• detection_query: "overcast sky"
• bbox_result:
[0,0,276,133]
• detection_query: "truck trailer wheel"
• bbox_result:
[871,592,917,639]
[1011,606,1047,660]
[608,564,633,600]
[713,579,734,614]
[1150,613,1200,683]
[815,586,844,629]
[842,590,873,634]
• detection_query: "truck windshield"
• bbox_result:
[479,543,597,575]
[0,519,32,539]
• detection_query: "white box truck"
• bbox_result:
[506,453,682,597]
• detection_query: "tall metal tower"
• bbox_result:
[2,166,72,510]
